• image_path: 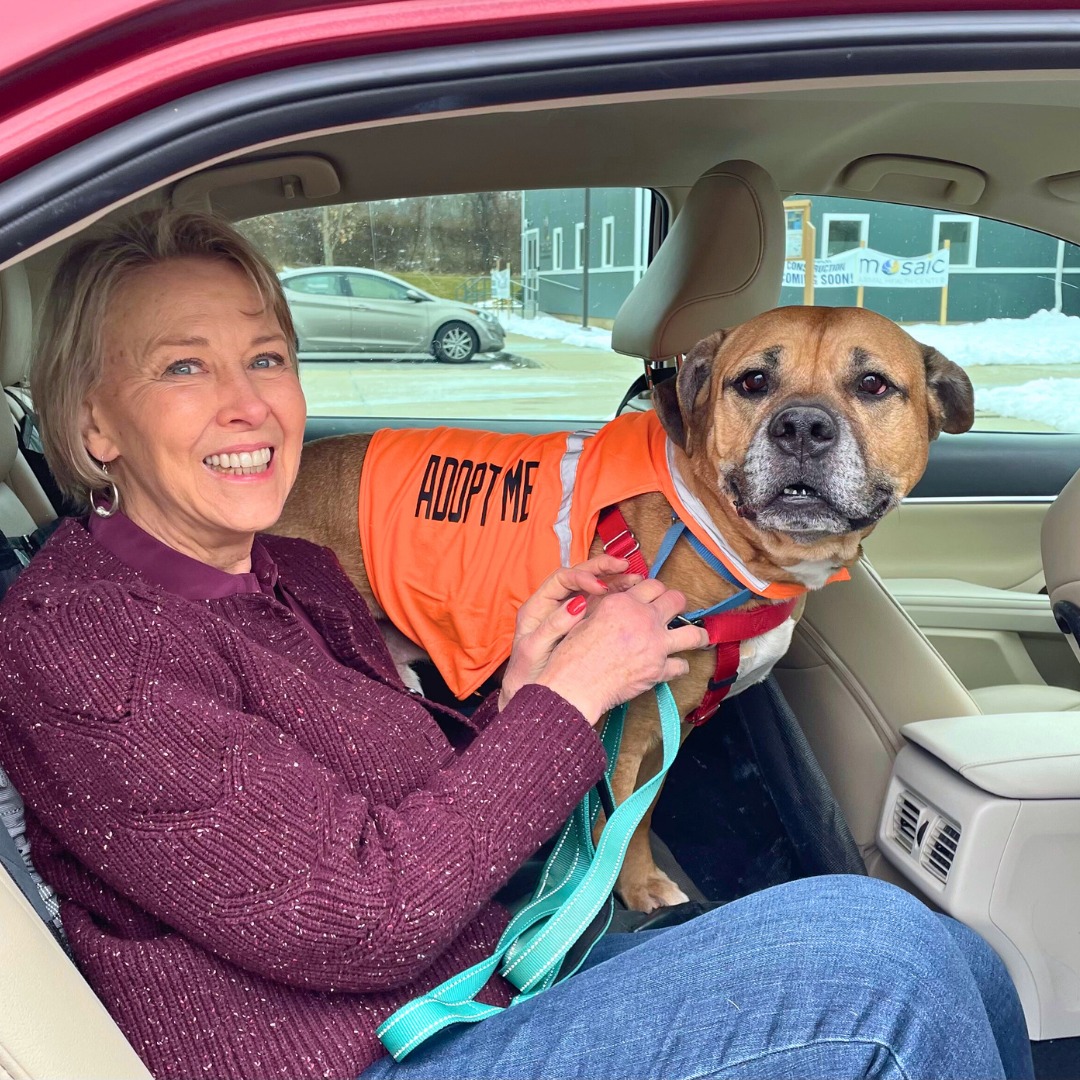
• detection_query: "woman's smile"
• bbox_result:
[203,445,274,476]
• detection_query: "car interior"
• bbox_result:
[6,12,1080,1078]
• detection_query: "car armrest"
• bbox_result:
[902,712,1080,798]
[885,577,1058,635]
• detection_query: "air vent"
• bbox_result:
[891,790,924,854]
[921,817,961,884]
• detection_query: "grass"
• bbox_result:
[387,271,525,307]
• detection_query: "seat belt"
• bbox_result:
[0,784,71,955]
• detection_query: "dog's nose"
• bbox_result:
[769,405,836,458]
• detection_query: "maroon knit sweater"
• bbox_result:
[0,519,606,1080]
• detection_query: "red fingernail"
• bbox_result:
[567,595,587,616]
[596,579,610,591]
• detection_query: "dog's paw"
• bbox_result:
[617,870,690,914]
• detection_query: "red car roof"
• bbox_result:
[0,0,1075,184]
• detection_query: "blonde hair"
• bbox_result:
[32,209,297,507]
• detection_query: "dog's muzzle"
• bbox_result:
[730,403,895,539]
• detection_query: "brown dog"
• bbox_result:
[273,305,974,912]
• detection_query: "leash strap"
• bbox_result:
[377,682,683,1061]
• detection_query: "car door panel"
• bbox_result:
[862,432,1080,695]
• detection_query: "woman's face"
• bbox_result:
[82,256,307,570]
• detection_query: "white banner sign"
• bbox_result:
[784,248,950,289]
[490,267,511,300]
[783,258,857,289]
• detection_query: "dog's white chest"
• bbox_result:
[728,617,797,699]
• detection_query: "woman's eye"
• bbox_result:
[859,373,890,396]
[165,360,197,376]
[739,371,769,394]
[252,352,286,370]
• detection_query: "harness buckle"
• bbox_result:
[602,528,641,563]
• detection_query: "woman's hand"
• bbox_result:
[500,556,710,725]
[499,555,635,712]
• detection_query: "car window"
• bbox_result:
[283,272,342,296]
[345,273,410,301]
[781,195,1080,433]
[236,189,652,422]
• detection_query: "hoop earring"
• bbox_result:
[90,461,120,519]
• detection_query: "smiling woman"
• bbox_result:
[32,212,306,572]
[80,256,306,572]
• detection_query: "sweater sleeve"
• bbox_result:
[0,582,606,994]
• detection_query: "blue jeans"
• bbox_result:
[361,875,1033,1080]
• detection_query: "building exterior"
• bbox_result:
[778,195,1080,323]
[521,188,651,324]
[523,189,1080,326]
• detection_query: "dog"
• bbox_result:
[273,305,974,912]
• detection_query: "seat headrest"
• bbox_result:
[611,160,785,361]
[0,263,32,388]
[1042,469,1080,664]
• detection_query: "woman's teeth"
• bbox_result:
[204,447,272,474]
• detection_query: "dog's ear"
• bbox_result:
[921,345,975,437]
[653,331,726,456]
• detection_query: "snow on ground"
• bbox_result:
[501,311,613,351]
[976,379,1080,432]
[506,307,1080,365]
[905,309,1080,367]
[505,307,1080,430]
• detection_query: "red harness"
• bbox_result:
[596,508,796,726]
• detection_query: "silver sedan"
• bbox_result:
[279,266,505,363]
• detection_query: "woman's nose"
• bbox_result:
[216,368,272,425]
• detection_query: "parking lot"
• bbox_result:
[299,333,638,421]
[299,331,1074,431]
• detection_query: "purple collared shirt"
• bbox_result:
[86,510,337,660]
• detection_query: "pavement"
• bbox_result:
[298,331,1074,431]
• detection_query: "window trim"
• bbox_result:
[933,214,980,268]
[552,226,563,271]
[820,212,869,259]
[600,215,616,268]
[574,222,585,270]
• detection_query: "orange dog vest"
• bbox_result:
[358,411,846,698]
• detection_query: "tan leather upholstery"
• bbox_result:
[0,870,152,1080]
[774,559,1080,883]
[0,264,53,531]
[611,160,784,360]
[773,559,980,882]
[0,263,32,390]
[972,683,1080,713]
[0,261,140,1079]
[1043,466,1080,667]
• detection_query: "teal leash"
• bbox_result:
[377,680,683,1060]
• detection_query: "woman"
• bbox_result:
[0,210,1032,1080]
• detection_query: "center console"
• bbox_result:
[878,712,1080,1039]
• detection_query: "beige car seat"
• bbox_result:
[1043,466,1080,668]
[0,263,55,532]
[0,260,151,1079]
[613,160,1080,885]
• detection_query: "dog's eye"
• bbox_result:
[859,373,890,396]
[739,371,769,395]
